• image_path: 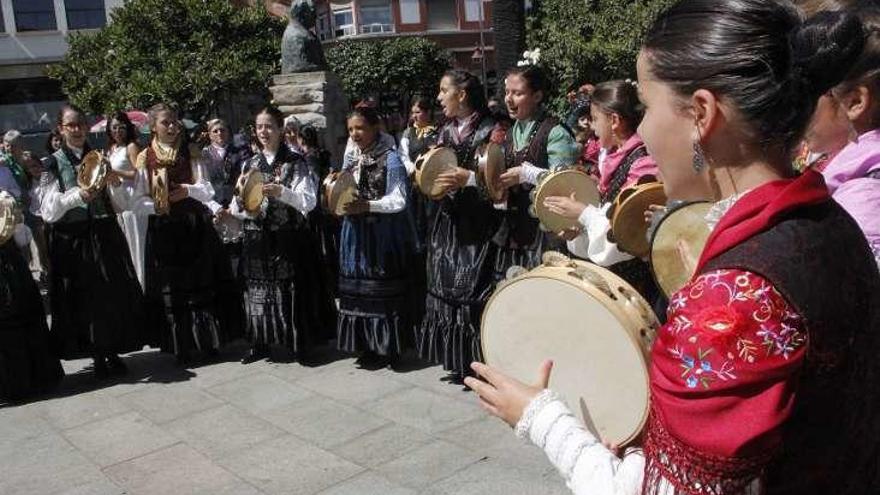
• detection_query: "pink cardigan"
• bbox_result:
[598,133,658,195]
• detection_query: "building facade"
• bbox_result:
[0,0,123,138]
[314,0,494,75]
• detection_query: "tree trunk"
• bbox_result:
[492,0,526,92]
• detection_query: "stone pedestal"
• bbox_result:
[270,71,348,162]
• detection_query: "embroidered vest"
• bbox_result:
[244,146,309,231]
[499,117,558,247]
[404,126,439,163]
[49,147,113,223]
[439,115,496,172]
[356,151,389,201]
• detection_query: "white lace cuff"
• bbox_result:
[515,389,560,440]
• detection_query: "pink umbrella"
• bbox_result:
[90,110,149,133]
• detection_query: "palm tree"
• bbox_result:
[492,0,526,90]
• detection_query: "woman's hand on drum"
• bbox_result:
[343,199,370,215]
[435,167,471,193]
[644,204,665,225]
[498,166,522,189]
[262,183,283,198]
[168,186,189,203]
[543,193,586,220]
[465,360,554,428]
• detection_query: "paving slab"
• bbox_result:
[327,423,433,469]
[374,439,484,489]
[62,411,178,467]
[365,387,484,435]
[217,434,364,495]
[165,404,286,460]
[207,372,314,413]
[34,393,132,430]
[316,471,420,495]
[297,366,413,405]
[103,443,262,495]
[256,395,389,449]
[119,382,224,424]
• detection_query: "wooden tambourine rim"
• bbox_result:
[76,150,108,191]
[0,199,15,246]
[481,259,655,447]
[326,170,357,216]
[611,182,667,258]
[240,170,265,214]
[416,147,457,199]
[534,169,600,233]
[480,142,506,202]
[649,201,713,298]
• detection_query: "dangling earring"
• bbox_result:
[692,140,706,174]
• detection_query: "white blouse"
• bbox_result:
[229,155,317,220]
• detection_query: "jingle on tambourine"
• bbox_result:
[76,150,109,192]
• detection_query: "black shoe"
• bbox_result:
[241,347,267,364]
[106,355,128,376]
[93,358,110,379]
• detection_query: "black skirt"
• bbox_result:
[144,199,243,356]
[0,242,63,400]
[47,217,145,359]
[416,192,499,379]
[241,222,335,354]
[337,212,416,357]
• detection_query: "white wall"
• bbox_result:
[0,0,123,76]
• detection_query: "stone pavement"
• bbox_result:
[0,345,570,495]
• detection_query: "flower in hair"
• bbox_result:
[625,78,639,89]
[517,48,542,67]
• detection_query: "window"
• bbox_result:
[399,0,420,24]
[464,0,485,23]
[12,0,57,32]
[426,0,456,31]
[66,0,106,30]
[359,0,392,34]
[333,8,354,37]
[317,12,331,41]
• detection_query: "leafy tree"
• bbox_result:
[48,0,284,119]
[325,37,451,108]
[526,0,676,112]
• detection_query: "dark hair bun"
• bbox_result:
[791,10,866,97]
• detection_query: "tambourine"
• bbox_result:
[322,170,358,216]
[414,147,457,200]
[607,181,667,258]
[649,201,712,297]
[482,251,658,447]
[478,142,506,203]
[529,168,600,233]
[0,193,19,246]
[235,168,265,214]
[77,150,109,192]
[150,168,170,216]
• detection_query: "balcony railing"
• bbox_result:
[334,24,356,37]
[359,23,394,34]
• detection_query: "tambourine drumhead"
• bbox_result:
[325,170,357,216]
[650,202,712,297]
[77,150,107,190]
[534,169,600,233]
[480,142,506,202]
[416,147,457,199]
[482,256,656,446]
[240,170,265,213]
[611,182,667,259]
